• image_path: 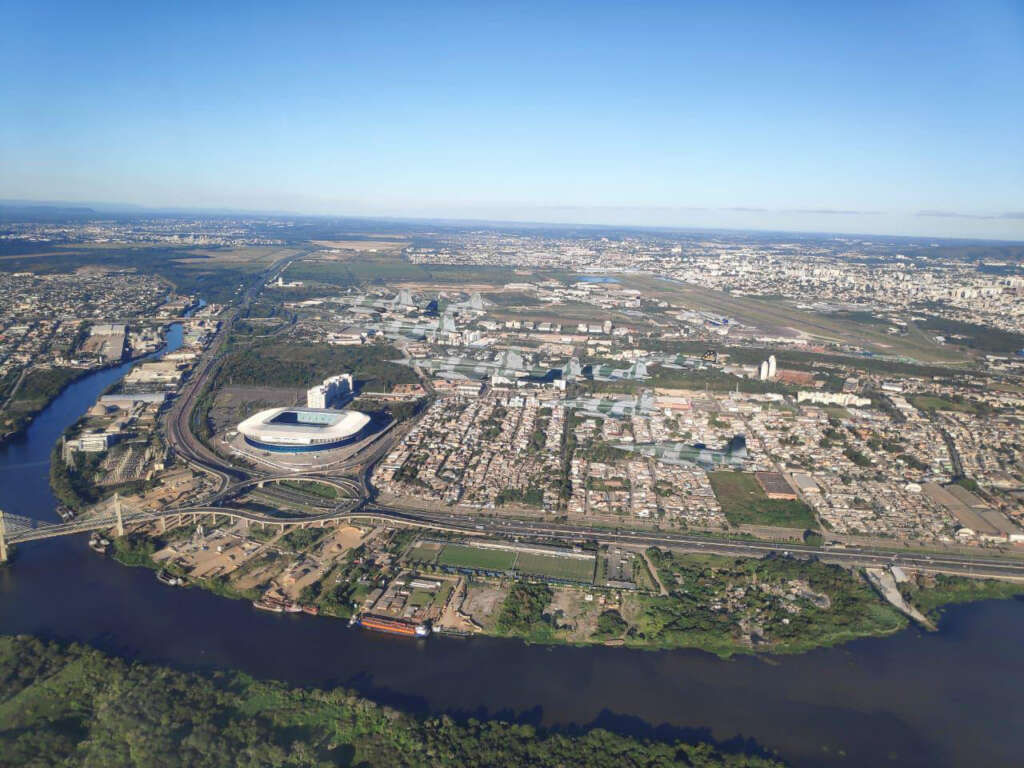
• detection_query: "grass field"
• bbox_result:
[279,480,338,499]
[908,394,979,414]
[406,543,441,564]
[709,471,818,529]
[286,259,527,288]
[408,589,434,608]
[516,552,596,583]
[437,544,516,571]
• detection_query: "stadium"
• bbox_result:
[236,407,371,452]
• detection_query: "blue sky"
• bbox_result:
[2,1,1022,239]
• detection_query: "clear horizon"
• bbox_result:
[2,1,1022,240]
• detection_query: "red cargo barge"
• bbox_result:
[351,613,430,637]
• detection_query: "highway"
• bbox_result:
[163,254,299,493]
[143,255,1024,583]
[360,504,1024,580]
[2,504,476,545]
[7,490,1024,580]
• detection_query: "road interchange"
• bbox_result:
[12,253,1023,583]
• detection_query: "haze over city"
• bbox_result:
[2,0,1022,239]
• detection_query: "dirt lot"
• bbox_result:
[617,592,645,627]
[152,526,263,581]
[460,583,508,632]
[280,556,328,600]
[233,551,291,591]
[134,468,203,511]
[549,587,600,641]
[210,385,306,433]
[438,578,480,632]
[316,525,366,559]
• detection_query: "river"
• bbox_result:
[0,322,1021,767]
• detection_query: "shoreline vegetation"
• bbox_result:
[0,635,785,768]
[107,531,1024,659]
[1,337,170,447]
[898,572,1024,621]
[0,365,91,446]
[1,322,175,447]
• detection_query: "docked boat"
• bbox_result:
[156,570,184,587]
[352,613,430,638]
[252,598,285,613]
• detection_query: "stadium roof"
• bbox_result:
[237,407,370,448]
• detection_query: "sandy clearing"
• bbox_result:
[317,525,367,559]
[461,583,507,631]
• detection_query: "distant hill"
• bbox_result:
[0,202,97,221]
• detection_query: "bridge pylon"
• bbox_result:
[0,509,7,563]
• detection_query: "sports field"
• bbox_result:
[406,543,441,565]
[908,394,979,414]
[437,544,516,571]
[515,552,596,583]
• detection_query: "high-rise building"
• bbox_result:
[767,355,777,380]
[306,373,354,409]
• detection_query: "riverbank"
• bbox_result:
[0,324,187,449]
[44,326,184,511]
[105,523,1024,661]
[481,557,912,658]
[110,534,262,603]
[0,635,784,768]
[899,572,1024,621]
[0,365,92,446]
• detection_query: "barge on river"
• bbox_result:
[350,613,430,637]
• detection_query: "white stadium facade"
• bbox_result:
[237,407,371,453]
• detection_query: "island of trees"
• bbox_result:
[0,636,783,768]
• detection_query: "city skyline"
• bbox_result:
[2,1,1023,239]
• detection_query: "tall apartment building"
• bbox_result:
[307,373,354,409]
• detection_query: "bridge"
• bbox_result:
[7,498,1024,581]
[0,497,482,562]
[209,474,363,503]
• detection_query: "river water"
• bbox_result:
[0,323,1021,767]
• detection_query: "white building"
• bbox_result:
[796,391,872,408]
[307,373,354,409]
